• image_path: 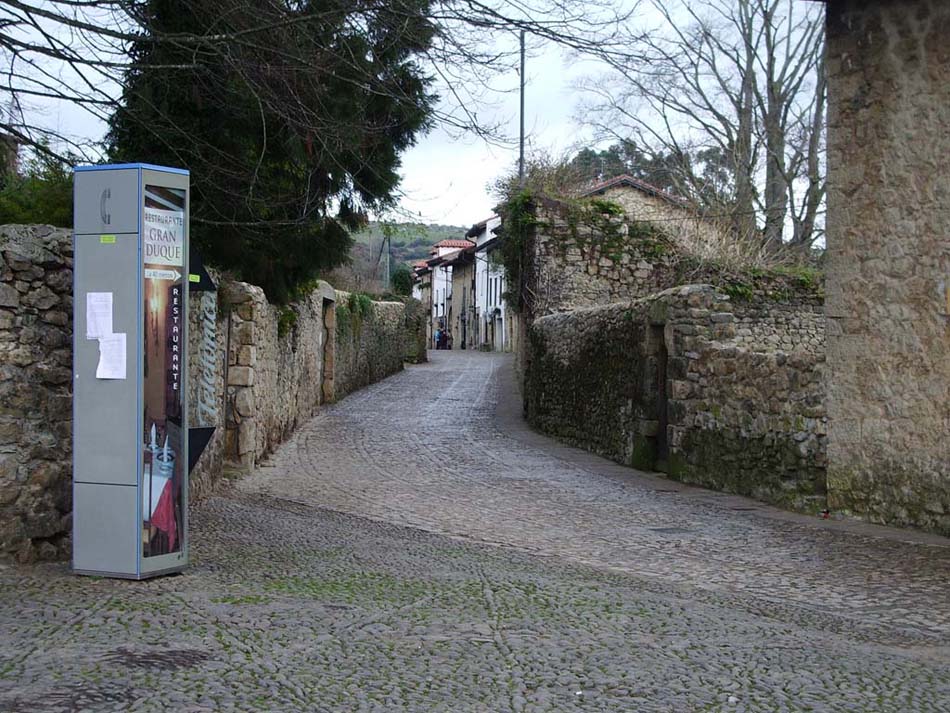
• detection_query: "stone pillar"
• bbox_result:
[825,0,950,534]
[222,281,261,469]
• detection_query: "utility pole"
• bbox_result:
[519,29,525,188]
[384,234,391,292]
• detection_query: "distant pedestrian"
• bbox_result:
[434,328,442,349]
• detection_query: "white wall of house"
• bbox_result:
[472,217,508,351]
[430,246,459,345]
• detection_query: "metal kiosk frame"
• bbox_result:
[72,163,190,579]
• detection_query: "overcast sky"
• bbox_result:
[8,2,668,230]
[395,45,599,228]
[17,28,601,232]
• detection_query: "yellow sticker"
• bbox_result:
[189,274,200,283]
[99,234,116,244]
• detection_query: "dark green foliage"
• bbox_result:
[570,141,734,209]
[494,191,538,312]
[773,265,823,292]
[277,307,298,338]
[721,280,755,302]
[390,265,413,296]
[569,141,684,196]
[0,153,73,227]
[347,291,374,319]
[108,0,436,303]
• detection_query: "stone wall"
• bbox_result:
[525,284,827,511]
[332,292,415,402]
[524,197,680,318]
[731,299,824,354]
[0,223,427,560]
[222,284,425,469]
[825,0,950,535]
[0,226,73,562]
[521,194,809,322]
[595,184,723,249]
[222,280,335,468]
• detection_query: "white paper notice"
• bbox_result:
[96,332,127,379]
[85,292,113,339]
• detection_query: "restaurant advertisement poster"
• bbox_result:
[141,185,186,558]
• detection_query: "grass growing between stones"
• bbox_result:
[210,594,272,606]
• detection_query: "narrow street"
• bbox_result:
[2,351,949,712]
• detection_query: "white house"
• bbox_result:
[468,216,510,352]
[427,239,473,348]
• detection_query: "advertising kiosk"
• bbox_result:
[72,164,189,579]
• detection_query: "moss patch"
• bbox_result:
[630,434,657,471]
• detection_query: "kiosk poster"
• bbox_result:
[142,185,185,558]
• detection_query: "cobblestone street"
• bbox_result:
[2,351,949,711]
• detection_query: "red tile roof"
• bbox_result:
[582,174,687,206]
[432,239,475,249]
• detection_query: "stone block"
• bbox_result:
[45,394,71,422]
[232,320,255,346]
[229,366,254,387]
[21,286,58,311]
[237,345,256,366]
[44,269,72,293]
[30,460,67,488]
[0,284,19,308]
[16,265,44,281]
[41,311,68,327]
[669,380,692,400]
[237,419,257,455]
[34,363,71,385]
[7,346,41,368]
[233,388,255,417]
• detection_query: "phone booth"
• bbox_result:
[72,163,189,579]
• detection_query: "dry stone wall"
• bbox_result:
[522,195,823,324]
[0,223,427,561]
[524,200,679,318]
[595,184,722,248]
[222,280,336,468]
[0,226,73,562]
[825,0,950,536]
[220,283,425,469]
[731,301,824,354]
[525,285,827,511]
[333,292,412,401]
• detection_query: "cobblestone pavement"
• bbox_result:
[2,351,949,711]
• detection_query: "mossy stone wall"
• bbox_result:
[524,285,827,511]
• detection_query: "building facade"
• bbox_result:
[424,239,474,349]
[469,216,511,352]
[822,0,950,535]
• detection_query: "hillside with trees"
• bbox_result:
[327,221,467,295]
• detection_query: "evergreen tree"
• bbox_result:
[568,141,685,196]
[0,152,73,228]
[108,0,436,302]
[390,264,413,296]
